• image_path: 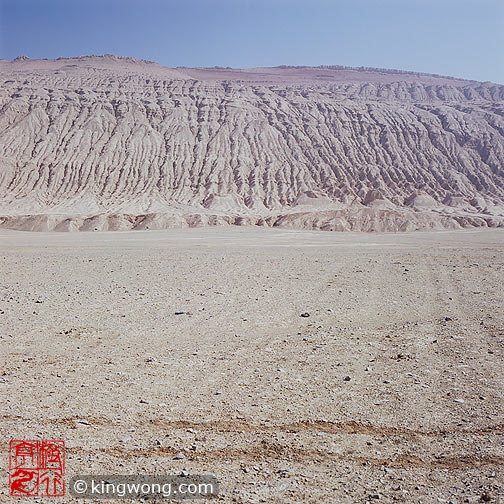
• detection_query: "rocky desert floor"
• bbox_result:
[1,227,503,503]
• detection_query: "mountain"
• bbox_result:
[1,55,503,232]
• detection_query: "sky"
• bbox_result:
[0,0,503,83]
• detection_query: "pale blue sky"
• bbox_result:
[0,0,503,83]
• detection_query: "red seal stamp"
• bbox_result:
[9,440,65,497]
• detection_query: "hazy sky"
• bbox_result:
[0,0,503,83]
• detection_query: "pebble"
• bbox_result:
[174,311,185,315]
[445,317,452,321]
[174,452,185,460]
[300,312,310,318]
[73,418,89,425]
[119,437,131,443]
[343,376,351,381]
[139,399,149,404]
[454,398,465,403]
[369,494,381,499]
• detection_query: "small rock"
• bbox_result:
[174,452,185,460]
[369,494,381,500]
[343,376,351,381]
[481,492,492,502]
[139,399,149,404]
[175,311,185,315]
[128,427,136,432]
[277,468,291,473]
[445,317,452,321]
[156,440,162,446]
[454,398,465,403]
[73,418,90,425]
[300,312,310,318]
[119,437,131,443]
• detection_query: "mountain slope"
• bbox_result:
[1,55,503,231]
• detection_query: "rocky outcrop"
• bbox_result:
[0,56,503,231]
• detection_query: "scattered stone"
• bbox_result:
[156,440,162,446]
[454,398,465,403]
[445,317,452,321]
[73,418,90,425]
[343,376,351,381]
[174,452,185,460]
[119,436,131,443]
[481,492,492,502]
[300,312,310,318]
[369,494,381,499]
[139,399,149,404]
[175,311,185,315]
[128,427,136,432]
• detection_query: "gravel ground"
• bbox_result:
[1,228,503,503]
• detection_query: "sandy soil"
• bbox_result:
[1,228,503,503]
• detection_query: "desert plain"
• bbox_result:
[1,227,503,503]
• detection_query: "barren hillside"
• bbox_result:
[1,55,503,231]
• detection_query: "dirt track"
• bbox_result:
[1,228,503,503]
